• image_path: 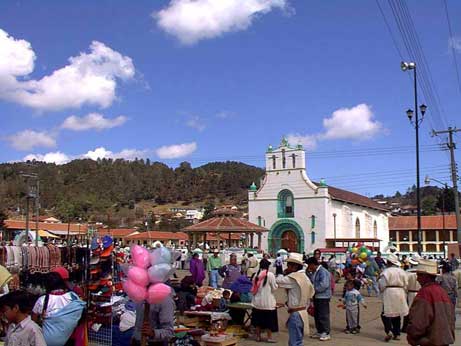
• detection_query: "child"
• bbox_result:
[0,290,46,346]
[218,290,230,312]
[341,281,367,334]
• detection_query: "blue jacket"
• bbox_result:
[311,265,332,299]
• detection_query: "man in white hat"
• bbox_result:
[407,259,455,346]
[276,252,314,346]
[378,253,409,342]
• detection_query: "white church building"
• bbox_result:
[248,138,389,255]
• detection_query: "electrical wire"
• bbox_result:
[442,0,461,97]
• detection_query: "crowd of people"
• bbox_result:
[0,244,458,346]
[176,246,459,346]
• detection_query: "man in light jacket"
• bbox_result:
[378,253,408,342]
[306,257,332,341]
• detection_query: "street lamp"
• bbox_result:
[425,176,450,258]
[402,61,427,255]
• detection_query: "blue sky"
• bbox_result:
[1,0,460,196]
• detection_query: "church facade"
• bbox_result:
[248,139,389,255]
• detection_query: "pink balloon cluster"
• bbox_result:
[123,245,172,304]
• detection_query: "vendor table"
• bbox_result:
[227,303,253,326]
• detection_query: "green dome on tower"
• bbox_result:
[249,182,257,191]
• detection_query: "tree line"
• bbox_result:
[0,159,264,224]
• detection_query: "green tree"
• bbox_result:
[202,201,215,220]
[422,195,438,215]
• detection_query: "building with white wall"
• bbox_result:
[248,138,389,255]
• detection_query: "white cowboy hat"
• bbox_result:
[409,259,438,275]
[286,252,304,266]
[408,254,421,265]
[386,253,401,267]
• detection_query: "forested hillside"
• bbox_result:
[0,159,264,222]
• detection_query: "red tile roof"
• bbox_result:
[205,233,242,240]
[326,185,389,212]
[125,231,188,241]
[98,228,137,237]
[389,215,457,230]
[183,216,267,233]
[4,219,87,233]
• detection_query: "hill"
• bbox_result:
[0,159,264,225]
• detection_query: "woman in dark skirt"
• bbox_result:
[251,259,279,342]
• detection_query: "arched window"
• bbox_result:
[257,216,262,226]
[272,155,276,169]
[277,189,294,218]
[282,149,286,168]
[291,153,296,168]
[373,220,378,238]
[355,218,361,238]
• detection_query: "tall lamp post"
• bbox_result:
[401,61,427,255]
[425,176,449,258]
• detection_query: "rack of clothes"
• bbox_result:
[0,244,90,291]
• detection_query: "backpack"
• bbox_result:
[42,292,86,346]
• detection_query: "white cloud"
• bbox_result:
[155,142,197,159]
[61,113,128,131]
[7,129,56,151]
[23,151,70,165]
[216,110,234,119]
[449,37,461,52]
[154,0,290,45]
[320,104,382,140]
[0,28,135,111]
[0,28,35,77]
[186,116,206,131]
[82,147,149,161]
[287,133,317,150]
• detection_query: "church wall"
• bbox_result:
[249,140,389,254]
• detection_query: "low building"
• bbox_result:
[97,228,138,245]
[389,215,458,254]
[124,231,188,247]
[4,219,87,239]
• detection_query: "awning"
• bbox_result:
[38,230,59,238]
[48,230,82,236]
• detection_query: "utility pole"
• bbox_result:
[433,127,461,250]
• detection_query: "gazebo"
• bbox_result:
[182,208,268,250]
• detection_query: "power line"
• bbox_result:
[442,0,461,96]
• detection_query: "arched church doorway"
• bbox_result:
[268,219,304,254]
[281,230,297,252]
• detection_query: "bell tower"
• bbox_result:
[265,137,306,172]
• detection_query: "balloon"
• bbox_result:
[123,279,147,303]
[147,283,171,304]
[150,247,172,266]
[148,263,172,284]
[351,259,359,266]
[347,247,353,253]
[366,261,371,266]
[352,247,358,253]
[366,250,372,257]
[360,246,367,253]
[128,266,149,287]
[131,245,150,269]
[359,252,368,260]
[360,263,367,269]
